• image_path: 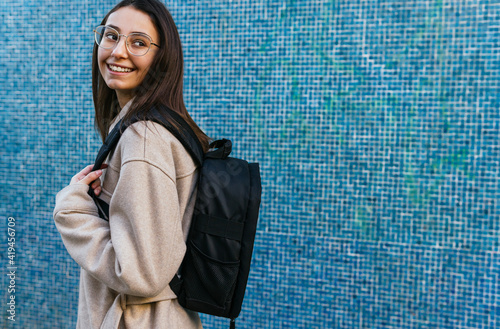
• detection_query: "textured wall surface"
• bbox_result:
[1,0,500,328]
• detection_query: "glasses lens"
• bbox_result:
[95,26,118,49]
[127,33,152,56]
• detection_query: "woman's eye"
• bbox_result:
[105,33,118,41]
[132,40,147,48]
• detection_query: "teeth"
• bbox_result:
[109,64,132,73]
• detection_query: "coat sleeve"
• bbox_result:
[53,158,186,298]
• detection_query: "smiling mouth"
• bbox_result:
[107,64,134,73]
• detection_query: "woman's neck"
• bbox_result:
[116,90,135,109]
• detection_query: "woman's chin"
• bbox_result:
[105,81,131,92]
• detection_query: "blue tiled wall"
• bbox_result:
[1,0,499,328]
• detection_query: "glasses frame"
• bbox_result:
[93,25,160,57]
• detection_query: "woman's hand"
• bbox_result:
[70,164,107,196]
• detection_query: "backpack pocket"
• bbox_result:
[183,240,240,313]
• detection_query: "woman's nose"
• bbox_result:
[111,36,128,58]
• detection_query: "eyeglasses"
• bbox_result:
[93,25,160,56]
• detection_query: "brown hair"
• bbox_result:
[92,0,210,152]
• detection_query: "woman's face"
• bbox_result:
[98,6,159,107]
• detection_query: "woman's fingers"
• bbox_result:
[94,186,102,196]
[91,178,102,196]
[91,179,101,190]
[80,164,95,176]
[70,165,94,184]
[74,164,93,180]
[69,164,108,195]
[78,169,103,186]
[70,165,103,186]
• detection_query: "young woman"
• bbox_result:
[53,0,208,327]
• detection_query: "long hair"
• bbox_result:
[92,0,210,152]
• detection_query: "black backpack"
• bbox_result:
[89,106,262,329]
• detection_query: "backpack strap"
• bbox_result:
[88,105,205,220]
[88,119,126,220]
[147,106,204,166]
[90,120,125,173]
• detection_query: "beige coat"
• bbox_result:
[54,101,203,329]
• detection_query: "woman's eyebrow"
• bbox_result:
[106,24,150,35]
[107,24,121,31]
